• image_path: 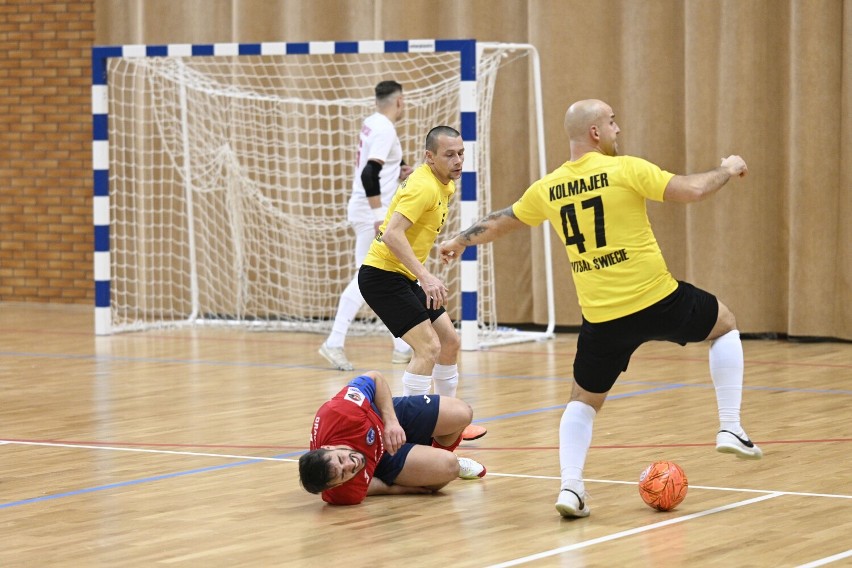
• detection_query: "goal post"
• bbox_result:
[92,39,555,350]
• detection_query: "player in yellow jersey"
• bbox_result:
[439,99,761,518]
[359,125,486,442]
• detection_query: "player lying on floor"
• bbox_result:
[299,370,486,505]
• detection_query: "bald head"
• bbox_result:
[564,99,610,139]
[564,99,620,158]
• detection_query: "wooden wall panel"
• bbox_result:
[1,0,845,337]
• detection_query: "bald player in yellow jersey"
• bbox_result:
[359,125,486,442]
[440,99,761,518]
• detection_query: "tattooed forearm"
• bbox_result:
[459,207,518,244]
[460,224,489,242]
[486,207,518,222]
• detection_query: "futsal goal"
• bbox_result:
[92,39,555,350]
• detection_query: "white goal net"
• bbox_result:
[99,41,554,348]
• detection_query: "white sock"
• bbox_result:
[326,278,363,349]
[431,363,459,397]
[709,329,744,435]
[392,335,411,353]
[559,401,596,492]
[402,371,432,396]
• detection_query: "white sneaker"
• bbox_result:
[716,430,763,459]
[391,348,412,364]
[457,456,486,479]
[318,342,354,371]
[555,488,591,518]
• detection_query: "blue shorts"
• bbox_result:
[573,281,718,394]
[373,394,441,485]
[358,265,445,338]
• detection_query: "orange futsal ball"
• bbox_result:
[638,461,688,511]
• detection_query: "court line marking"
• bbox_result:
[488,473,852,500]
[5,441,851,499]
[2,348,851,391]
[485,493,784,568]
[2,440,297,462]
[1,437,298,450]
[1,458,268,510]
[796,549,852,567]
[0,441,301,509]
[3,326,851,370]
[4,440,849,505]
[5,436,851,452]
[2,442,848,568]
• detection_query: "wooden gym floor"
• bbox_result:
[1,303,850,567]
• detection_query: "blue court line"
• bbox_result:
[625,382,852,396]
[472,383,688,423]
[0,386,686,510]
[2,354,850,510]
[466,379,852,425]
[0,350,346,372]
[2,350,851,395]
[0,450,306,510]
[0,460,261,510]
[731,384,852,395]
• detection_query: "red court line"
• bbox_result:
[1,438,299,450]
[3,437,849,452]
[466,438,852,451]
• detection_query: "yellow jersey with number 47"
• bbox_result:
[512,152,678,323]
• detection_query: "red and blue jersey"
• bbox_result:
[309,375,384,505]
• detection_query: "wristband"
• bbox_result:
[372,206,388,222]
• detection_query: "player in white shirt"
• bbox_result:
[320,81,414,371]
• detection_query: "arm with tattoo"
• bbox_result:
[439,206,527,264]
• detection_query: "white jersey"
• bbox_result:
[347,112,403,223]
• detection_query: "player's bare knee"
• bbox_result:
[721,303,737,330]
[441,451,460,482]
[570,381,607,411]
[440,397,473,429]
[710,301,738,339]
[461,400,474,425]
[443,330,461,355]
[427,336,443,361]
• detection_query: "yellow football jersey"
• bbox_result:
[512,152,678,322]
[363,164,454,281]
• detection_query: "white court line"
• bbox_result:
[486,493,784,568]
[5,441,849,501]
[489,473,852,500]
[796,549,852,568]
[1,440,296,462]
[5,439,849,565]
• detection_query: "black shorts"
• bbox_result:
[358,265,445,338]
[373,394,441,485]
[573,281,719,394]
